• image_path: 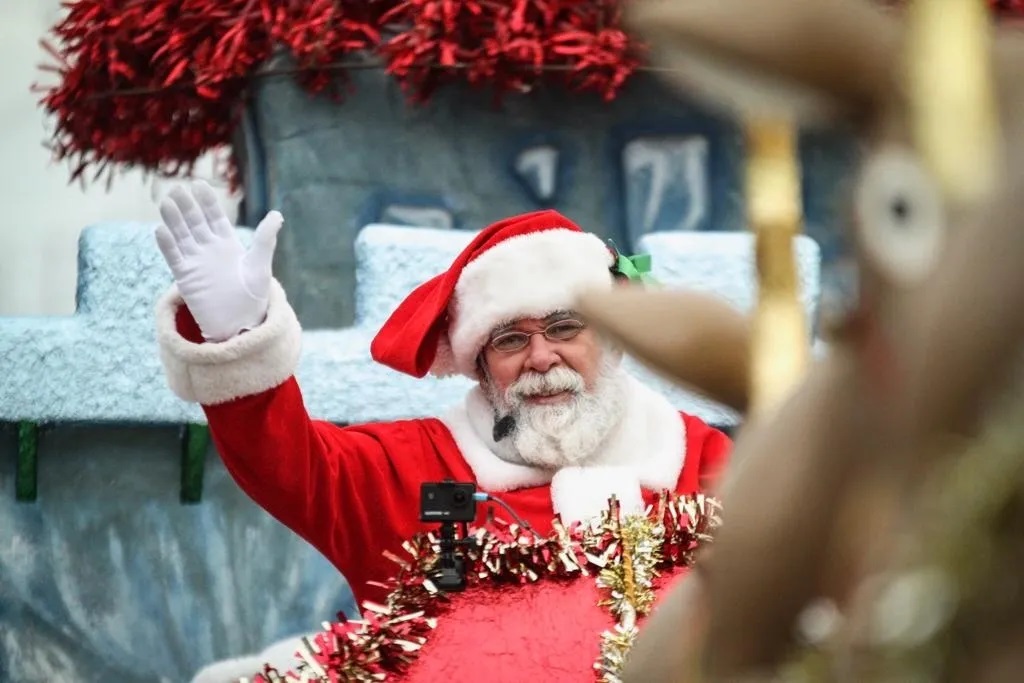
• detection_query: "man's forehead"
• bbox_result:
[492,309,576,334]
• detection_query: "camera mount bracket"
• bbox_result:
[419,479,478,592]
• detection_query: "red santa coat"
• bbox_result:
[158,281,732,608]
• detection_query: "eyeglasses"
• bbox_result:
[488,319,587,353]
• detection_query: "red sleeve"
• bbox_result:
[203,382,461,604]
[675,413,733,495]
[177,308,465,604]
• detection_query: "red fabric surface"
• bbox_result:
[401,564,690,682]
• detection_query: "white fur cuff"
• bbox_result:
[155,279,303,405]
[550,466,645,525]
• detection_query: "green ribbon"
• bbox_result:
[608,241,657,285]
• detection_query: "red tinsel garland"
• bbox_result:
[37,0,392,186]
[40,0,260,183]
[35,0,641,186]
[249,493,720,682]
[275,0,391,95]
[35,0,1024,187]
[378,0,639,103]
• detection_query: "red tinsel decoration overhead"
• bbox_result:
[37,0,393,185]
[36,0,641,185]
[378,0,639,103]
[275,0,391,94]
[35,0,1024,187]
[40,0,265,183]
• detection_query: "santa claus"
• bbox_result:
[153,181,732,680]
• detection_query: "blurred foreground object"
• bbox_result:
[579,0,1024,679]
[742,117,808,419]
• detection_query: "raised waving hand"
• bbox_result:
[155,181,283,342]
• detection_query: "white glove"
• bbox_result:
[155,180,284,342]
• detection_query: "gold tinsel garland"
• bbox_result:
[593,506,670,682]
[247,492,721,683]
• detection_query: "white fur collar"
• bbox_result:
[439,372,686,524]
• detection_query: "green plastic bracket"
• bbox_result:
[180,423,210,504]
[16,421,39,502]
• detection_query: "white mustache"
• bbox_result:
[506,367,586,403]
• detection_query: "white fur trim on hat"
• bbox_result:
[442,228,615,378]
[155,278,302,405]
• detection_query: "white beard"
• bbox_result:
[484,355,628,469]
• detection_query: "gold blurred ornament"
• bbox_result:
[744,117,809,418]
[905,0,1000,207]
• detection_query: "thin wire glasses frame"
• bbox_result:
[488,319,587,353]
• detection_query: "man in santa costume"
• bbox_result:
[154,181,731,676]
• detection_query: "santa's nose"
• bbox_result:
[523,335,560,374]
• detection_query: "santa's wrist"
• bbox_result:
[185,287,270,343]
[199,311,270,343]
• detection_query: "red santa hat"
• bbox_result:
[370,210,617,379]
